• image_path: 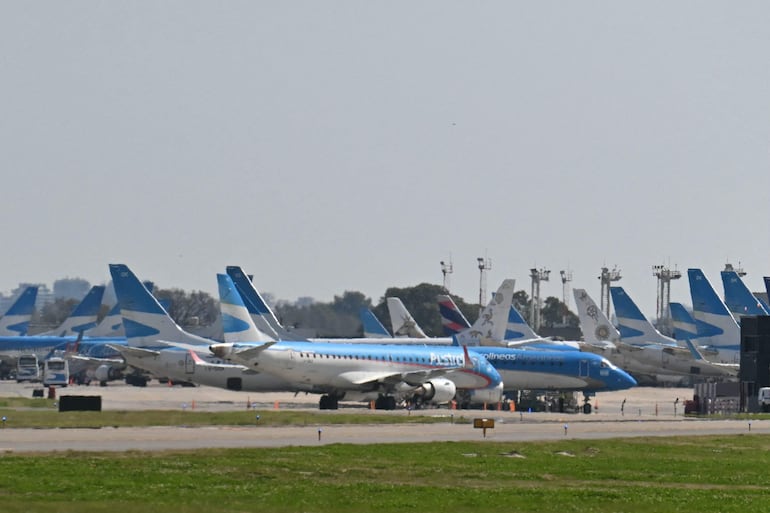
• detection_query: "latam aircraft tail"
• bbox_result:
[437,295,471,336]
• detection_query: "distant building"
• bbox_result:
[52,278,91,300]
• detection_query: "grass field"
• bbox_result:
[1,435,769,513]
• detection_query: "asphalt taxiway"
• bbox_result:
[0,382,758,452]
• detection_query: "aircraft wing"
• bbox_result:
[336,367,457,387]
[109,344,161,359]
[66,353,125,366]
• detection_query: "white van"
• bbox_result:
[758,387,770,412]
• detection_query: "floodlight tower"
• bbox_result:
[477,257,492,310]
[724,262,746,277]
[559,269,573,308]
[440,259,454,291]
[530,267,551,332]
[652,264,681,334]
[598,266,622,319]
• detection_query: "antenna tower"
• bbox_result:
[598,266,622,319]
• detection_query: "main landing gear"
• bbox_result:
[319,395,339,410]
[374,395,397,410]
[582,393,593,414]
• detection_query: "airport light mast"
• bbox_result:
[724,262,746,277]
[652,264,681,335]
[598,266,621,320]
[530,267,551,332]
[477,256,492,312]
[560,269,573,308]
[440,259,453,291]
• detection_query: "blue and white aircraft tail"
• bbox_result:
[109,264,211,348]
[0,286,38,336]
[721,270,769,317]
[225,266,289,340]
[217,273,275,344]
[36,285,106,337]
[688,268,740,364]
[669,302,699,342]
[359,308,391,338]
[609,286,678,347]
[386,297,428,338]
[84,302,125,337]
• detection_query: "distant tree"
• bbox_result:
[273,291,373,338]
[539,296,580,329]
[512,290,532,324]
[371,283,457,337]
[154,288,219,327]
[31,298,79,332]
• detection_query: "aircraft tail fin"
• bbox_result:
[437,295,471,336]
[109,264,211,347]
[84,302,125,337]
[386,297,427,338]
[572,288,620,345]
[721,270,769,317]
[688,268,739,346]
[37,285,105,336]
[359,308,390,338]
[225,266,287,340]
[455,279,515,345]
[0,285,38,336]
[504,304,540,341]
[610,286,676,346]
[669,302,699,342]
[217,273,274,343]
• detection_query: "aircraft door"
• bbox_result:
[184,353,195,374]
[579,359,589,377]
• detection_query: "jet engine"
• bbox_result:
[93,364,122,383]
[415,378,457,404]
[465,382,504,405]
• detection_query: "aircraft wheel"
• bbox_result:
[583,403,592,415]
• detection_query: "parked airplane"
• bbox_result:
[107,264,295,391]
[573,288,736,383]
[0,286,38,336]
[210,273,504,409]
[0,285,121,371]
[688,268,740,364]
[226,265,513,346]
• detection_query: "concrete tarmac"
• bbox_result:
[0,381,756,453]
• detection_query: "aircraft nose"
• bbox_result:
[617,369,637,389]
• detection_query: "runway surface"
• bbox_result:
[0,381,758,453]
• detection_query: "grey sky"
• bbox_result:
[2,2,769,317]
